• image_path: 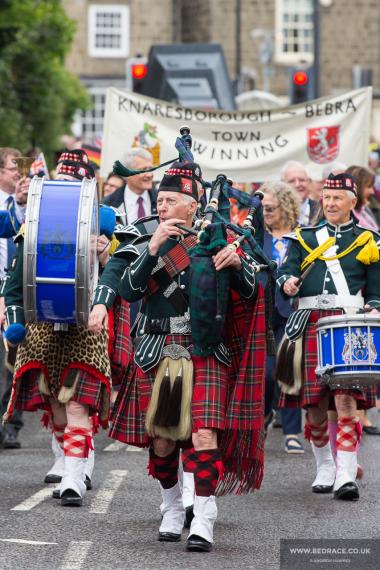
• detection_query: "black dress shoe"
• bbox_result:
[312,484,334,494]
[61,489,83,506]
[186,534,212,552]
[44,473,62,484]
[363,425,380,435]
[3,432,21,449]
[158,532,181,542]
[52,488,60,499]
[334,482,359,501]
[184,506,194,529]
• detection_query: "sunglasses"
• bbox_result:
[263,205,279,213]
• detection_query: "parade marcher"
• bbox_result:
[0,148,28,450]
[276,172,380,501]
[2,150,113,506]
[91,162,266,551]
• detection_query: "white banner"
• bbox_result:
[101,87,372,182]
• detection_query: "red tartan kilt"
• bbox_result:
[109,334,229,446]
[279,310,377,410]
[12,368,110,426]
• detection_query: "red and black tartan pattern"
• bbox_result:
[110,335,229,442]
[279,310,377,411]
[110,287,266,496]
[146,235,197,295]
[9,368,110,428]
[109,297,132,387]
[148,446,180,489]
[183,448,223,496]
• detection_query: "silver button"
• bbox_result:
[140,329,144,334]
[181,271,185,275]
[180,284,185,289]
[337,233,342,238]
[137,351,141,355]
[323,289,328,294]
[148,352,153,357]
[325,277,330,282]
[131,269,136,275]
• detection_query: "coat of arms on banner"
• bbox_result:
[341,328,377,364]
[307,126,340,164]
[132,122,161,166]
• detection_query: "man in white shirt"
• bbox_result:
[102,147,157,224]
[0,146,25,450]
[281,160,320,226]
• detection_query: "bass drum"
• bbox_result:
[23,177,99,325]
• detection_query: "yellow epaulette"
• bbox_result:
[109,235,120,256]
[296,227,379,270]
[14,224,25,243]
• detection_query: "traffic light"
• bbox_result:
[289,66,314,104]
[126,56,148,93]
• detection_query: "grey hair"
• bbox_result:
[182,194,197,206]
[280,160,310,180]
[122,147,153,168]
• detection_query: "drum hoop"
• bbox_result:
[317,314,380,329]
[75,178,99,325]
[23,176,44,322]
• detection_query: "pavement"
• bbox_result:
[0,411,379,570]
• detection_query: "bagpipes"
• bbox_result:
[113,125,278,357]
[173,127,278,357]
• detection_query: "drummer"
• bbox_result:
[1,150,114,507]
[277,172,380,501]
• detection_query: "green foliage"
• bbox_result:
[0,0,90,159]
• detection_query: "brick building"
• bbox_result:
[63,0,380,140]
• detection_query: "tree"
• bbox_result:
[0,0,89,160]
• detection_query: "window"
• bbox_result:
[275,0,314,64]
[78,87,107,142]
[88,4,129,58]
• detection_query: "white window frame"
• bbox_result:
[88,4,129,58]
[79,86,107,142]
[275,0,314,65]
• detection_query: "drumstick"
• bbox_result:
[295,261,315,288]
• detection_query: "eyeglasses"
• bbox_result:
[263,205,279,213]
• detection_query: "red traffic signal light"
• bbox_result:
[131,63,148,80]
[293,70,308,86]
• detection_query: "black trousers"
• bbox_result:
[0,340,23,440]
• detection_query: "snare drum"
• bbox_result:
[316,314,380,388]
[23,177,99,325]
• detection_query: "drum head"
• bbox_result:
[23,177,99,325]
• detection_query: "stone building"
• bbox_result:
[63,0,380,140]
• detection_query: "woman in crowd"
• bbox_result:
[346,165,378,232]
[261,181,304,453]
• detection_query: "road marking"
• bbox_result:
[11,487,52,511]
[126,445,143,452]
[0,539,57,545]
[89,469,128,514]
[103,440,127,452]
[61,541,92,570]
